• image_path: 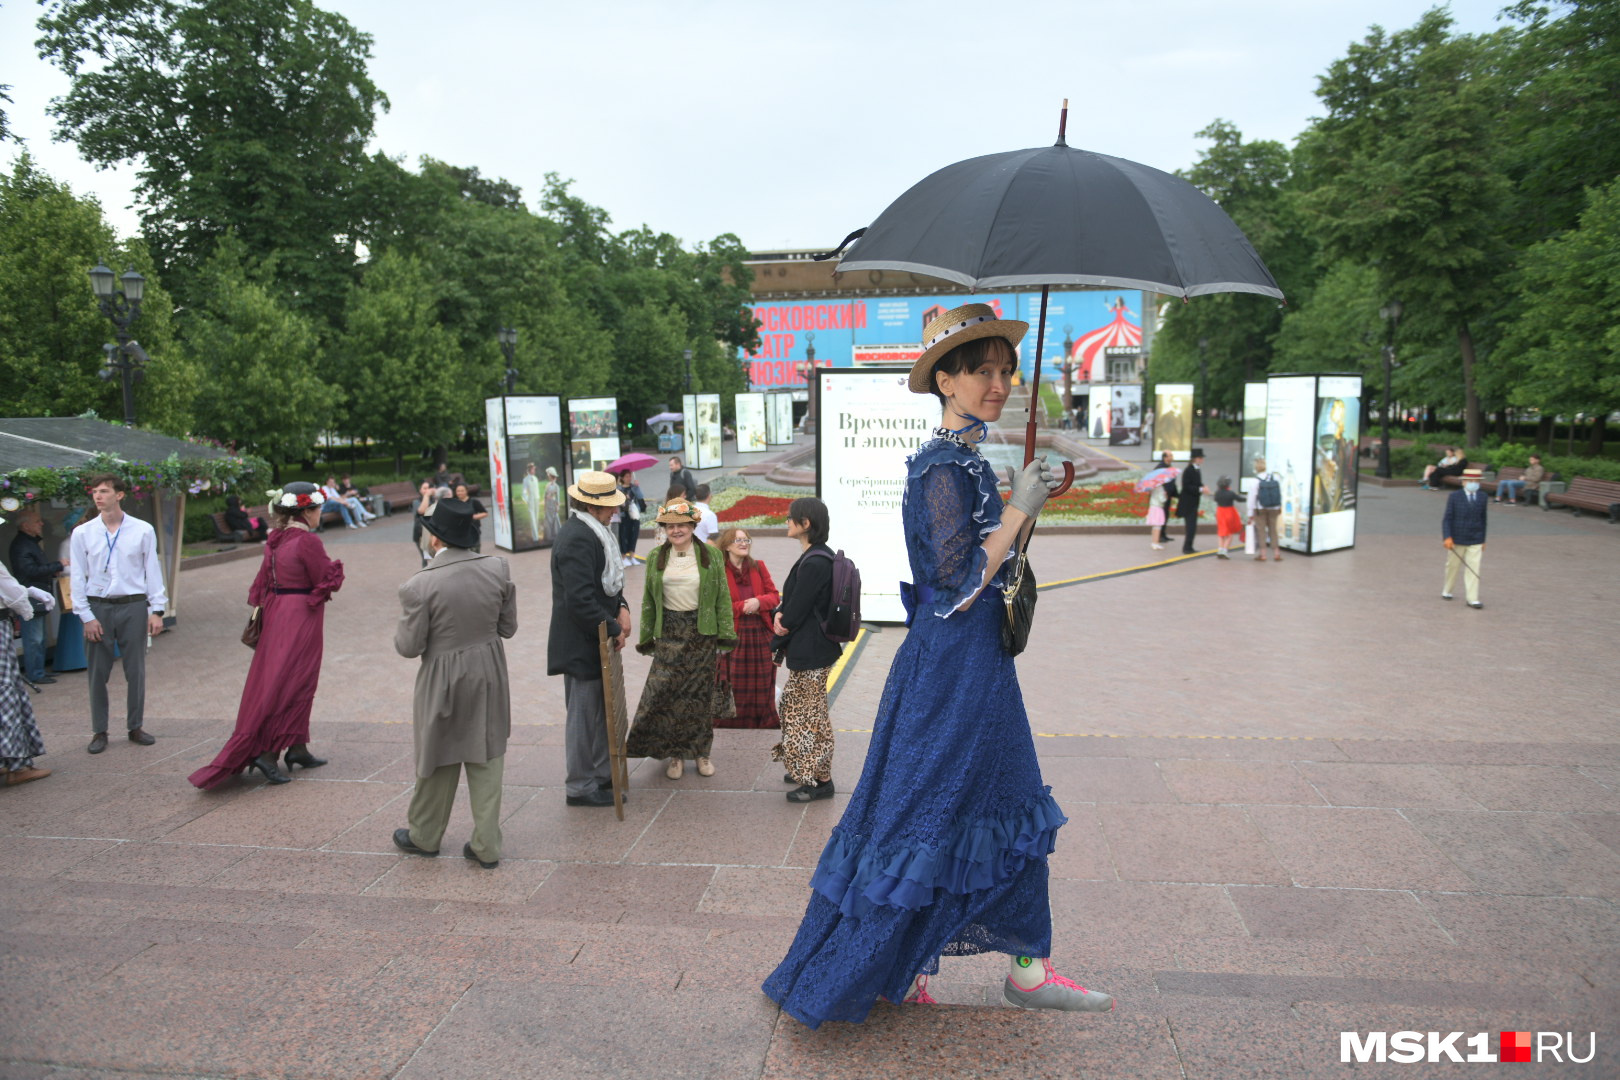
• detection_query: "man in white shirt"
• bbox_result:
[69,474,167,753]
[692,483,719,544]
[1245,456,1284,562]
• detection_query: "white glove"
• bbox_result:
[1008,457,1057,519]
[26,587,54,612]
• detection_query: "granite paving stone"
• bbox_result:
[625,790,806,866]
[1098,802,1290,884]
[1225,884,1455,948]
[1402,808,1620,898]
[204,847,400,895]
[1158,758,1325,805]
[1295,761,1484,809]
[1245,805,1478,890]
[1435,764,1620,813]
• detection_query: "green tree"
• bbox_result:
[1500,176,1620,454]
[1152,121,1310,418]
[333,249,465,471]
[0,153,191,428]
[182,237,337,465]
[1295,10,1515,448]
[36,0,388,328]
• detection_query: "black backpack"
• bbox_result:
[1257,475,1282,509]
[804,548,862,643]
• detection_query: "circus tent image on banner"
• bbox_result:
[1065,296,1143,383]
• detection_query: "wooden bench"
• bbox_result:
[1480,466,1560,505]
[1436,463,1475,488]
[209,512,258,544]
[1543,475,1620,522]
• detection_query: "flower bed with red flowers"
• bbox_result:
[716,493,792,525]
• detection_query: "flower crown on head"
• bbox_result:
[658,499,701,522]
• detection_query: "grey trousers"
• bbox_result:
[86,598,148,733]
[407,756,505,862]
[563,674,609,796]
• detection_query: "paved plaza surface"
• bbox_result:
[2,464,1616,1078]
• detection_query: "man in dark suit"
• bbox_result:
[547,471,632,807]
[1441,466,1488,608]
[8,510,63,685]
[1177,448,1211,554]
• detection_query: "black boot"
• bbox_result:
[284,744,328,770]
[247,753,291,784]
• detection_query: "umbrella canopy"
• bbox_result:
[604,451,659,475]
[645,412,684,425]
[1134,466,1180,493]
[836,143,1283,301]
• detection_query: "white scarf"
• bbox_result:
[571,508,624,596]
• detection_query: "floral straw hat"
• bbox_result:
[655,498,703,525]
[268,481,322,511]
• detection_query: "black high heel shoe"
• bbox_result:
[284,746,328,770]
[247,753,291,785]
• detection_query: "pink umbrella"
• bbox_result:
[1134,466,1179,493]
[605,452,658,475]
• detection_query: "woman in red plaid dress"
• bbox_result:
[715,527,781,729]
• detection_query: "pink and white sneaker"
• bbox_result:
[1003,959,1114,1012]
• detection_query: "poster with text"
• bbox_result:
[1310,375,1362,553]
[566,397,621,474]
[767,392,795,445]
[1087,383,1112,439]
[735,392,767,452]
[744,291,1142,393]
[1241,382,1269,495]
[681,393,722,469]
[484,398,512,551]
[1153,383,1194,460]
[505,395,565,551]
[1109,384,1143,446]
[817,368,940,623]
[1263,376,1317,554]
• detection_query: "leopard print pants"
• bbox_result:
[771,666,832,785]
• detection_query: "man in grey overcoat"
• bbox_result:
[393,499,518,868]
[547,471,632,808]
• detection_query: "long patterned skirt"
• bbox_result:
[0,620,45,771]
[772,666,832,785]
[625,610,717,760]
[714,619,779,729]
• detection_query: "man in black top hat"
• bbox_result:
[393,499,518,868]
[1176,448,1211,554]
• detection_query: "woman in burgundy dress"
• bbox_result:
[189,482,344,789]
[715,527,780,729]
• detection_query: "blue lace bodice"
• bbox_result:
[901,435,1013,622]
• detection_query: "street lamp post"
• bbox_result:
[1197,337,1210,439]
[683,348,693,394]
[797,332,818,435]
[1377,300,1404,479]
[88,263,147,426]
[1056,325,1080,430]
[498,326,518,394]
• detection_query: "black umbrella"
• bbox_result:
[828,102,1284,493]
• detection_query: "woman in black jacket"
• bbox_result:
[770,497,841,802]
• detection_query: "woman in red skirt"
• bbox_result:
[715,527,780,728]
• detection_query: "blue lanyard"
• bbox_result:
[103,524,122,575]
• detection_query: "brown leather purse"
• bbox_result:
[240,548,277,649]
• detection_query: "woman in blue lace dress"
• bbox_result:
[763,303,1113,1028]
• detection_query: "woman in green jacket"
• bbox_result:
[625,498,737,779]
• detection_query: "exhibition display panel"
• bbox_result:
[1263,373,1362,555]
[1241,381,1268,495]
[734,392,767,452]
[566,397,622,475]
[681,393,724,470]
[816,368,940,624]
[1153,383,1194,461]
[485,395,567,551]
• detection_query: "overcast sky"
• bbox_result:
[2,0,1517,253]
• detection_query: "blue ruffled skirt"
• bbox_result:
[762,587,1064,1028]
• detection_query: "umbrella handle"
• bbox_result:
[1051,460,1075,497]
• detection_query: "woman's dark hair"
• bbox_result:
[665,483,686,500]
[453,482,470,499]
[788,497,830,545]
[926,336,1016,407]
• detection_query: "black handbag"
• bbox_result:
[1001,544,1036,657]
[241,548,277,650]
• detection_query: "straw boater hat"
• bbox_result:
[1460,467,1485,483]
[567,470,624,507]
[654,498,703,525]
[908,302,1029,394]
